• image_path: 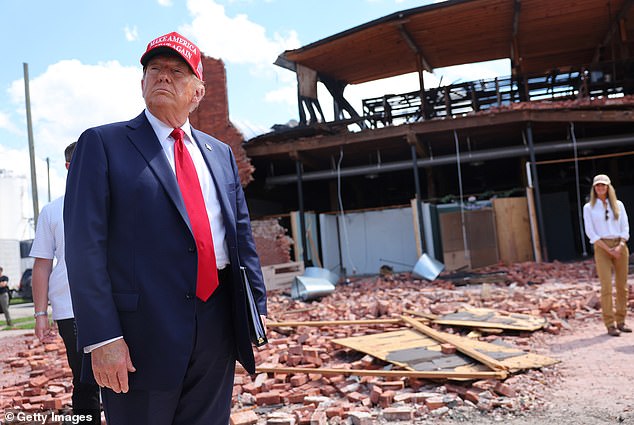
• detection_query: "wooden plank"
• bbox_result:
[410,199,423,258]
[525,187,543,262]
[268,318,418,327]
[262,261,305,291]
[465,209,499,268]
[400,315,508,372]
[492,197,534,263]
[255,366,507,380]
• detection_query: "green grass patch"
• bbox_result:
[9,297,30,305]
[0,315,35,331]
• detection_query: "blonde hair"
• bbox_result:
[590,183,620,220]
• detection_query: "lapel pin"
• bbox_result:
[205,143,212,151]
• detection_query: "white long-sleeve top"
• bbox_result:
[583,199,629,244]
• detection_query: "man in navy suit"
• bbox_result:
[64,31,267,425]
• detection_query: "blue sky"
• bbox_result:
[1,0,508,212]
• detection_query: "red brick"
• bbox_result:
[256,391,281,406]
[425,396,446,410]
[230,410,258,425]
[266,412,296,425]
[383,407,414,421]
[378,380,405,391]
[440,343,457,354]
[494,382,517,398]
[30,375,50,387]
[43,398,63,410]
[290,374,308,387]
[378,390,395,408]
[325,406,344,418]
[309,410,327,425]
[465,390,481,404]
[242,383,260,395]
[347,411,373,425]
[283,391,306,404]
[369,385,382,405]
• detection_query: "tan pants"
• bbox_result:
[594,238,629,328]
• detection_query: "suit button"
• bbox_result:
[188,246,196,252]
[185,293,194,300]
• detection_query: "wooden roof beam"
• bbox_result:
[397,23,432,72]
[406,132,426,158]
[592,0,634,63]
[511,0,522,75]
[289,150,322,170]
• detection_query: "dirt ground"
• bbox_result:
[429,318,634,425]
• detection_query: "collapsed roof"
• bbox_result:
[276,0,634,84]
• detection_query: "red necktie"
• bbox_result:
[172,128,218,301]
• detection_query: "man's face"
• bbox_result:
[141,55,202,117]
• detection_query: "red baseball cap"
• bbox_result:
[140,31,204,81]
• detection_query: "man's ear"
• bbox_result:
[192,85,205,104]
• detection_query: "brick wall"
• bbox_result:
[189,56,254,186]
[251,218,293,266]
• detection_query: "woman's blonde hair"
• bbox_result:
[590,183,620,220]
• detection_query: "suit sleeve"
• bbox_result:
[64,128,123,349]
[228,147,267,315]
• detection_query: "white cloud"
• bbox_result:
[8,59,145,164]
[180,0,302,129]
[0,111,20,134]
[232,118,273,140]
[124,25,139,42]
[183,0,300,67]
[157,0,173,6]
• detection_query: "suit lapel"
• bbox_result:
[126,113,193,234]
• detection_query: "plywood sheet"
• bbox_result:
[432,307,547,331]
[333,329,557,374]
[492,197,534,263]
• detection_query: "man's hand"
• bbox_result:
[34,316,57,343]
[91,339,136,393]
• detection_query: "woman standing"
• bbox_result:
[583,174,631,336]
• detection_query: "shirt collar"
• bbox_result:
[144,109,195,143]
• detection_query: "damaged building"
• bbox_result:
[238,0,634,280]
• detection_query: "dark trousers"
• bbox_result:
[101,277,236,425]
[57,318,102,424]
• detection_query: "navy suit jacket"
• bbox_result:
[64,112,267,390]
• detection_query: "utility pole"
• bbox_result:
[24,63,39,225]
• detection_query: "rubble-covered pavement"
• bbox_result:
[2,259,634,424]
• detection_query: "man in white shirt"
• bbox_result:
[31,142,100,423]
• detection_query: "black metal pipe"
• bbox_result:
[526,123,548,261]
[267,133,634,185]
[411,144,426,253]
[295,160,309,264]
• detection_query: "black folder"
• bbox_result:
[239,266,268,347]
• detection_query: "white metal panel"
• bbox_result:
[319,206,418,276]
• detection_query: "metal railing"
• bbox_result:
[361,60,633,128]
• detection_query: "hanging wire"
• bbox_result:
[337,147,357,274]
[570,122,588,256]
[453,130,470,263]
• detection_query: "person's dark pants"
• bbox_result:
[57,318,101,424]
[101,275,236,425]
